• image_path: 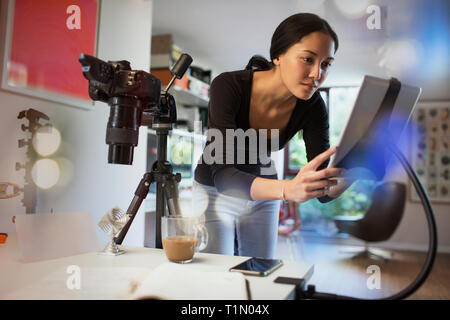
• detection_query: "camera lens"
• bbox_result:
[108,144,133,165]
[106,97,141,165]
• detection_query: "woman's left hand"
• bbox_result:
[325,174,356,198]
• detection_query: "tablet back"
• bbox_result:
[329,75,421,179]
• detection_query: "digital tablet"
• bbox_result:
[328,75,422,179]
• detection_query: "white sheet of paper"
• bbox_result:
[2,266,150,300]
[131,262,248,300]
[15,211,99,262]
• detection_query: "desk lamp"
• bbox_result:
[294,78,437,300]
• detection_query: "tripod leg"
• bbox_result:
[115,172,153,245]
[163,173,182,216]
[155,181,165,249]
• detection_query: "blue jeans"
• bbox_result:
[192,181,281,258]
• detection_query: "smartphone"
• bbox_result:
[229,257,283,276]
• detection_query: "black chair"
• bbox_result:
[334,181,407,261]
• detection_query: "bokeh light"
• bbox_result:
[32,125,61,156]
[53,157,74,187]
[31,159,60,189]
[185,183,209,219]
[377,39,423,77]
[333,0,371,19]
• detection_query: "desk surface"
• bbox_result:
[0,235,313,300]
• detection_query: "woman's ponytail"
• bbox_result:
[245,55,274,71]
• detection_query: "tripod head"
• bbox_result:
[144,53,193,131]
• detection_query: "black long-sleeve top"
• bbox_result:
[194,69,332,202]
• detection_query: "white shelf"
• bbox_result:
[172,86,209,108]
[147,128,206,142]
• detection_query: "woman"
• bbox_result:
[193,13,351,258]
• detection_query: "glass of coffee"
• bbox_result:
[161,215,208,263]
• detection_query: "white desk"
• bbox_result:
[0,235,313,300]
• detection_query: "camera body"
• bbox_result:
[79,54,161,107]
[79,54,162,165]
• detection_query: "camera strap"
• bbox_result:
[367,77,402,137]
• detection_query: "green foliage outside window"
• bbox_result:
[168,134,193,178]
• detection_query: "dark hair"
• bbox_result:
[246,13,339,71]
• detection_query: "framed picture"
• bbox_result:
[409,101,450,203]
[1,0,100,110]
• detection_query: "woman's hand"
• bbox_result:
[327,174,357,198]
[284,146,341,202]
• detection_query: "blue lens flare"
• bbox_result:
[415,0,450,79]
[340,113,415,180]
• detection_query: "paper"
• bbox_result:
[15,211,99,262]
[131,263,248,300]
[2,266,150,300]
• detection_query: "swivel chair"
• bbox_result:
[334,181,407,261]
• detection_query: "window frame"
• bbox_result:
[284,87,330,177]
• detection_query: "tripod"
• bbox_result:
[114,125,181,248]
[114,55,192,249]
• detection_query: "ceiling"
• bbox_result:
[152,0,449,100]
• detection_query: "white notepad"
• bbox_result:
[131,263,249,300]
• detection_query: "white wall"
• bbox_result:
[0,0,153,246]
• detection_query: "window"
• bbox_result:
[284,87,376,233]
[284,89,329,175]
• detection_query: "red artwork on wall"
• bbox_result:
[3,0,99,108]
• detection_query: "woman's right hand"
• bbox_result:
[284,146,342,202]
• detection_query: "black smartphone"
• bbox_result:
[229,257,283,276]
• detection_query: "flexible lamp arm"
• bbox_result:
[385,141,438,300]
[296,141,438,300]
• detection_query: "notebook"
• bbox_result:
[131,263,249,300]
